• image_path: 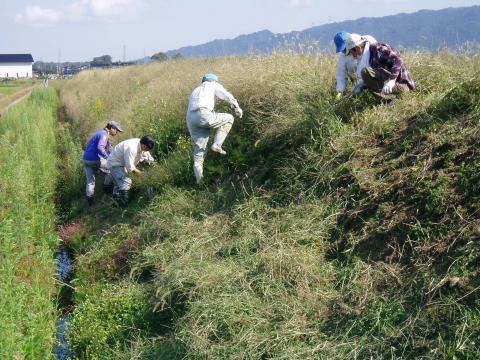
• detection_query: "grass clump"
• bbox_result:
[71,281,158,359]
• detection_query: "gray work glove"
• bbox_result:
[382,79,396,95]
[99,158,110,173]
[235,107,243,118]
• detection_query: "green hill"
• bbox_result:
[164,6,480,57]
[58,53,480,359]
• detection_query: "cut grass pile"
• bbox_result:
[0,88,59,359]
[59,53,480,359]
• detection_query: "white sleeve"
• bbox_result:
[336,55,348,93]
[215,83,240,109]
[356,42,371,81]
[124,145,137,172]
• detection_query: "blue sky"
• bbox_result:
[1,0,479,61]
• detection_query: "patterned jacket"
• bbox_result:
[369,43,416,90]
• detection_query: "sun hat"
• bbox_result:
[334,31,350,53]
[107,120,123,132]
[345,34,367,53]
[202,73,218,82]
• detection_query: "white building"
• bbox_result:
[0,54,34,78]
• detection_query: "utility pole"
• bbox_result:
[57,48,61,76]
[123,44,126,63]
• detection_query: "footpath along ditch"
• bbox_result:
[0,84,40,117]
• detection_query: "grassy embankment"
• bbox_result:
[0,88,59,359]
[59,53,480,359]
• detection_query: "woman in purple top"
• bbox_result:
[83,120,123,205]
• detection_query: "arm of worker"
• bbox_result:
[139,151,155,165]
[124,146,138,173]
[215,83,243,118]
[97,133,109,159]
[335,55,349,95]
[379,45,404,94]
[355,41,371,81]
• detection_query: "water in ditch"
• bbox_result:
[54,246,75,360]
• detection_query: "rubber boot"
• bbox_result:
[86,196,95,206]
[103,184,113,195]
[211,123,232,155]
[193,158,204,184]
[118,190,129,206]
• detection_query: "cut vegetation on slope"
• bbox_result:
[58,54,480,359]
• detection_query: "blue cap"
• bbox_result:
[334,32,350,53]
[202,73,218,82]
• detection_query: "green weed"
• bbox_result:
[0,88,59,359]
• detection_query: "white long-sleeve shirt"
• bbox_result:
[187,81,240,113]
[336,34,377,92]
[107,138,152,172]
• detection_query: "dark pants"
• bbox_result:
[361,67,409,98]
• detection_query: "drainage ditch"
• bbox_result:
[54,245,75,360]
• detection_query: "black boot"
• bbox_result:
[119,190,129,206]
[86,196,95,206]
[113,190,129,206]
[103,184,113,195]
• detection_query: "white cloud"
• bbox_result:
[15,0,144,27]
[15,6,63,26]
[287,0,314,8]
[89,0,144,19]
[352,0,408,2]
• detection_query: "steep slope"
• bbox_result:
[59,53,480,359]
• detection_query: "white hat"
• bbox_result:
[345,34,366,53]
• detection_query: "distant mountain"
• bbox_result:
[165,6,480,58]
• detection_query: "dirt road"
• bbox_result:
[0,84,40,117]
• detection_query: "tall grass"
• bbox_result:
[59,53,480,359]
[0,88,59,359]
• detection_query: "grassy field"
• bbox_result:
[0,88,59,359]
[0,79,37,95]
[0,79,40,116]
[58,53,480,359]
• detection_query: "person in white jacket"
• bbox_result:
[186,73,243,184]
[106,135,155,205]
[334,32,377,99]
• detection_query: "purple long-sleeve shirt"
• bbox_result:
[83,129,111,161]
[369,43,416,90]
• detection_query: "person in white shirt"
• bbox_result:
[334,32,377,99]
[186,73,243,183]
[106,135,155,205]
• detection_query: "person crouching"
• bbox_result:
[344,34,416,99]
[106,135,155,205]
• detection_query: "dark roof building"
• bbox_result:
[0,54,34,63]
